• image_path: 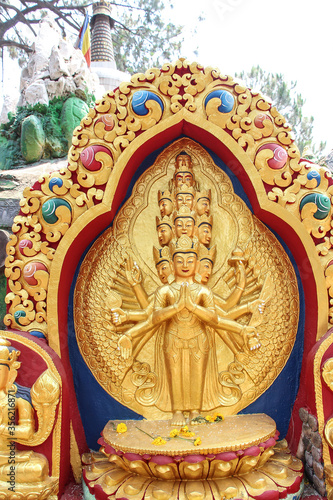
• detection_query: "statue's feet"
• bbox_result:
[171,411,186,426]
[189,410,201,424]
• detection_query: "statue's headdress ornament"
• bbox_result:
[153,246,171,266]
[156,215,173,229]
[175,184,196,197]
[158,190,173,203]
[195,189,211,202]
[169,235,199,257]
[199,245,217,264]
[173,205,197,223]
[197,214,213,228]
[0,338,20,368]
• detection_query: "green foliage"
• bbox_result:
[112,0,183,74]
[235,65,326,157]
[0,92,95,170]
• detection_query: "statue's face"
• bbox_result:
[176,154,191,170]
[159,199,173,217]
[176,193,194,211]
[0,364,9,390]
[196,198,210,216]
[198,224,212,246]
[174,217,195,238]
[157,224,172,246]
[199,259,213,284]
[175,172,194,188]
[173,252,198,278]
[156,261,172,284]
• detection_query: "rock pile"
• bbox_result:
[19,15,103,107]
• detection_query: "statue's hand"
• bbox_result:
[184,284,196,312]
[118,335,132,360]
[242,326,261,351]
[175,282,186,311]
[248,299,265,315]
[125,257,142,286]
[111,308,128,325]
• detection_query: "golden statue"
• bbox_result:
[0,338,58,497]
[74,138,299,422]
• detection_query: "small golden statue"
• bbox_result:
[0,338,58,498]
[75,138,299,423]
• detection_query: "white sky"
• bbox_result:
[1,0,332,154]
[170,0,333,153]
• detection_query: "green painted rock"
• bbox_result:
[21,115,45,163]
[61,97,89,147]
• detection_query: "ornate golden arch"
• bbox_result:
[4,58,331,356]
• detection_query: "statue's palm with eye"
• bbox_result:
[125,257,142,286]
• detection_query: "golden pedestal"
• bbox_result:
[82,414,304,500]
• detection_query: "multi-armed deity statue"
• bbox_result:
[107,151,266,426]
[8,58,333,499]
[75,139,302,499]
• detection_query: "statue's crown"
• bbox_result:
[197,214,213,227]
[153,246,171,265]
[199,244,217,264]
[169,235,199,257]
[173,205,197,222]
[175,184,196,197]
[196,189,211,202]
[156,215,173,228]
[0,338,20,367]
[158,190,173,203]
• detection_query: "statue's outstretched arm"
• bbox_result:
[125,257,149,309]
[223,261,247,310]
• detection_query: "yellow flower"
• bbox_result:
[205,415,215,422]
[152,437,167,446]
[194,437,202,446]
[213,412,224,421]
[181,431,195,437]
[116,423,127,433]
[180,425,188,432]
[170,429,180,438]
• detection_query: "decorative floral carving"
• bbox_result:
[4,58,333,337]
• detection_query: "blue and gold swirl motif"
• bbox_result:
[49,177,63,193]
[130,90,164,131]
[205,90,234,113]
[42,198,72,225]
[205,89,235,128]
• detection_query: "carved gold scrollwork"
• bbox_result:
[4,58,332,342]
